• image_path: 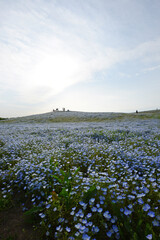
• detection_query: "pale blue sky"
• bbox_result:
[0,0,160,117]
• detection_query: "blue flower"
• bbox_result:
[146,234,152,239]
[89,198,95,206]
[111,218,116,223]
[96,203,100,208]
[143,204,150,212]
[75,223,82,229]
[103,211,111,220]
[98,208,103,213]
[112,225,119,233]
[124,208,132,216]
[91,207,97,212]
[92,226,99,233]
[147,211,155,218]
[46,203,51,209]
[58,217,65,223]
[128,204,133,209]
[82,234,90,240]
[66,227,71,232]
[56,225,63,232]
[152,219,159,226]
[75,231,80,237]
[107,230,113,237]
[70,211,75,215]
[86,213,92,218]
[88,221,93,227]
[138,198,144,205]
[46,231,50,236]
[39,213,45,218]
[82,219,87,224]
[157,215,160,220]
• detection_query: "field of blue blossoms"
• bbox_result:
[0,120,160,240]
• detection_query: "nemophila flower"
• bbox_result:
[104,223,108,229]
[86,213,92,218]
[124,208,132,216]
[148,211,155,218]
[82,233,90,240]
[96,203,100,208]
[143,204,151,211]
[58,217,65,223]
[103,211,111,220]
[92,225,99,233]
[99,196,105,201]
[138,198,144,205]
[142,187,149,193]
[128,194,135,200]
[128,204,133,209]
[46,231,50,236]
[146,234,152,239]
[112,225,119,233]
[82,219,87,224]
[98,207,103,213]
[56,225,63,232]
[107,230,113,237]
[96,185,100,190]
[120,208,124,212]
[46,203,51,209]
[89,198,95,205]
[79,225,87,234]
[79,201,85,206]
[39,213,45,218]
[137,193,145,198]
[157,215,160,220]
[91,207,97,212]
[117,195,123,200]
[75,231,80,236]
[87,221,93,227]
[75,223,82,229]
[66,227,71,232]
[111,218,116,223]
[152,219,160,226]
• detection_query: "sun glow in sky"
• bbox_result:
[0,0,160,117]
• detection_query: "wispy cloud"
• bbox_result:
[0,0,160,116]
[143,64,160,73]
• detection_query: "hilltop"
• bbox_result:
[0,109,160,124]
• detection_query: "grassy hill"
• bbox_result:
[1,109,160,124]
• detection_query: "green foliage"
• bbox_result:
[24,206,43,216]
[0,193,13,211]
[52,167,80,209]
[82,185,97,203]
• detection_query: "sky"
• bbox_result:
[0,0,160,117]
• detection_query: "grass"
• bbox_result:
[0,117,7,121]
[1,110,160,124]
[0,120,160,239]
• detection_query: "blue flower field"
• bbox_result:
[0,120,160,239]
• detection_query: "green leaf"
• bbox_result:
[24,206,43,216]
[73,167,80,177]
[59,188,68,198]
[52,174,63,184]
[60,169,66,177]
[82,185,97,203]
